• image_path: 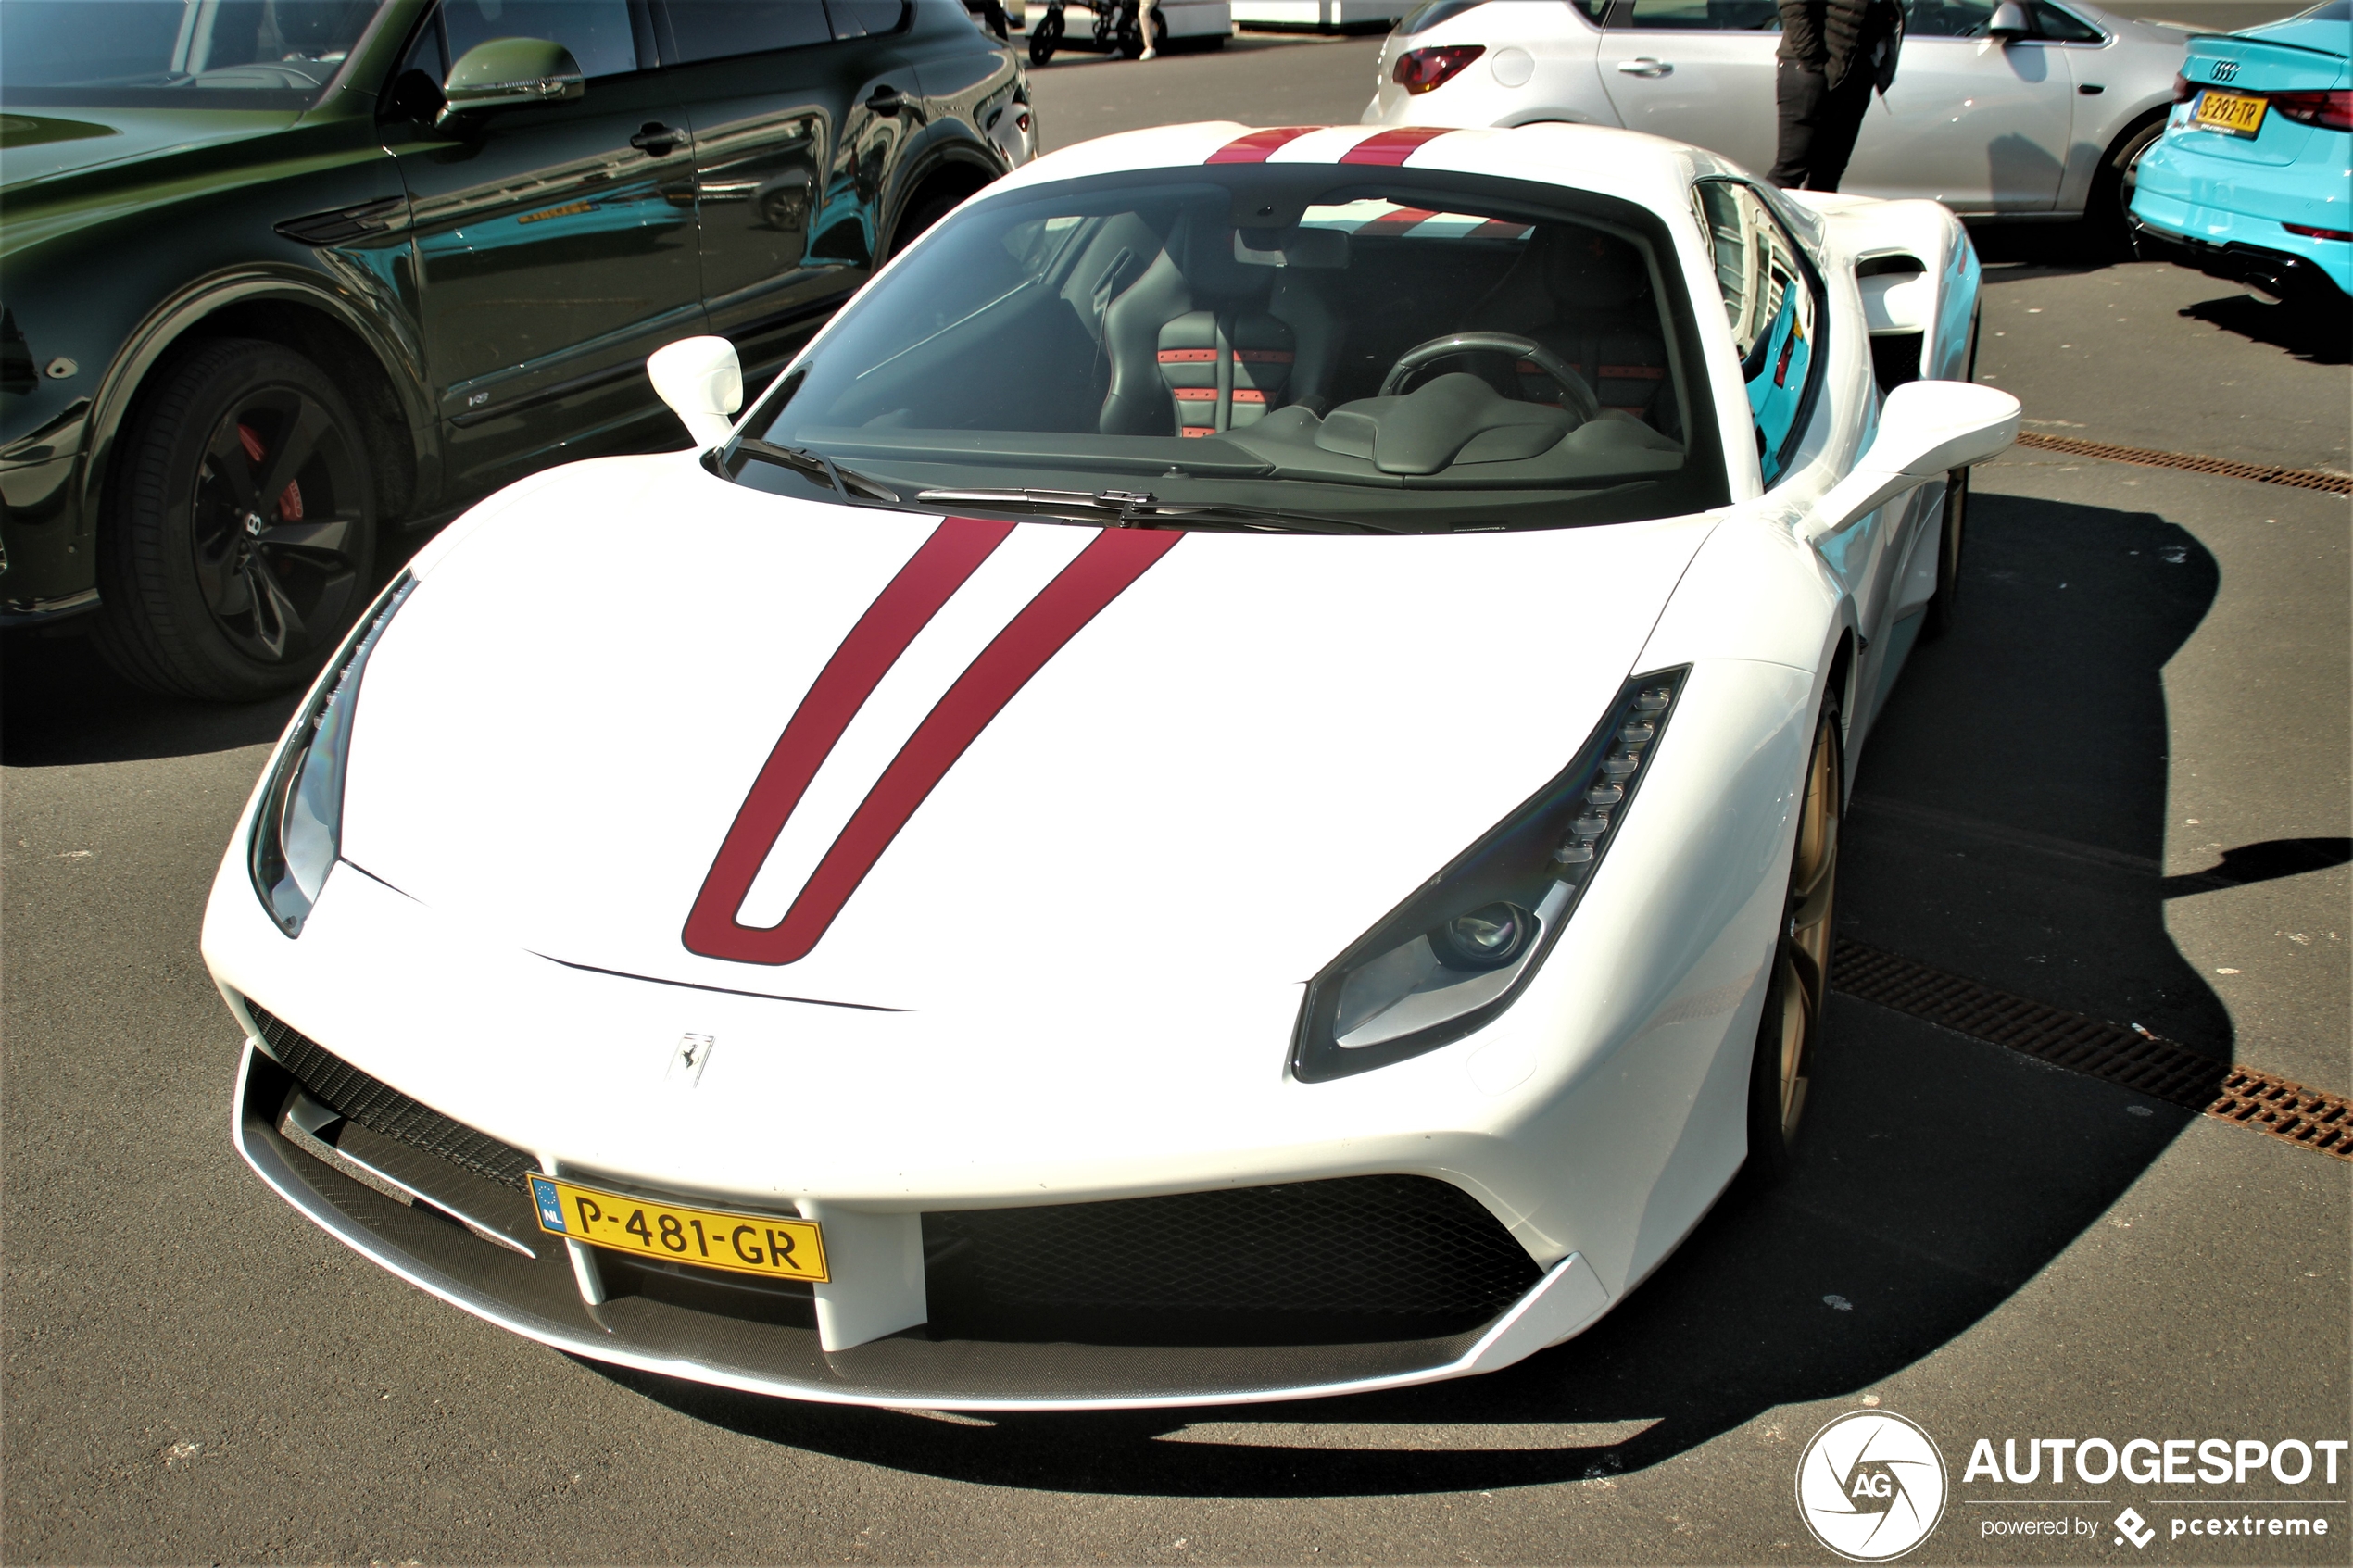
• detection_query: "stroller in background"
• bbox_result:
[1028,1,1148,62]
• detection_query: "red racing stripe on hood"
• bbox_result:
[1206,126,1321,163]
[759,526,1184,965]
[683,517,1013,962]
[1339,125,1453,166]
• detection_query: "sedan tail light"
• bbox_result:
[1393,44,1485,94]
[2173,71,2195,104]
[2269,89,2353,132]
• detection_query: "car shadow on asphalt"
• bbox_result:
[2175,293,2352,368]
[0,630,298,768]
[592,490,2242,1495]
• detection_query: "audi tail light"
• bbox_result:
[2270,89,2353,133]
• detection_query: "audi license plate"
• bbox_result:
[528,1175,828,1282]
[2194,89,2268,138]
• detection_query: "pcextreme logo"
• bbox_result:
[1796,1411,1951,1562]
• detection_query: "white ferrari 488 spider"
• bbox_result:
[204,119,2015,1411]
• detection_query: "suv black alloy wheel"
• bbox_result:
[94,339,378,702]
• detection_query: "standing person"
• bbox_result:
[1768,0,1904,192]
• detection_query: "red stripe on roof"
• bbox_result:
[1362,206,1440,232]
[760,528,1185,964]
[683,518,1014,963]
[1467,219,1534,241]
[1206,126,1322,164]
[1339,125,1453,166]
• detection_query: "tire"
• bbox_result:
[1921,464,1969,640]
[2094,114,2166,250]
[1028,11,1061,63]
[888,188,965,259]
[1922,308,1980,640]
[91,338,379,701]
[1745,694,1843,1184]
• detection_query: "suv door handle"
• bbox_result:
[865,85,907,116]
[1616,57,1673,77]
[630,122,685,156]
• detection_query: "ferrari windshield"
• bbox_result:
[0,0,377,107]
[741,167,1729,533]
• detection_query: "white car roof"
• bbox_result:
[987,121,1747,220]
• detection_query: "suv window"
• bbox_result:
[1617,0,1782,29]
[1692,179,1819,486]
[663,0,831,62]
[824,0,910,37]
[439,0,648,78]
[0,0,377,107]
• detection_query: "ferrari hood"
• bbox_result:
[338,456,1718,1014]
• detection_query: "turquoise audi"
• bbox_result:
[2131,0,2350,307]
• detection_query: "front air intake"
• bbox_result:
[242,1002,536,1190]
[923,1175,1541,1343]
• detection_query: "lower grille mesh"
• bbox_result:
[244,1002,536,1189]
[924,1175,1541,1335]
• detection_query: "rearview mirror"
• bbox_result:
[1806,380,2019,541]
[436,37,585,127]
[1986,1,2031,41]
[648,336,743,448]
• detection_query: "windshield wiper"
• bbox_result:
[734,439,900,504]
[912,487,1388,534]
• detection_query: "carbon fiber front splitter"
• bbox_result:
[232,1041,1613,1411]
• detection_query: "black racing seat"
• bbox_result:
[1153,310,1295,438]
[1455,227,1672,427]
[1097,215,1341,437]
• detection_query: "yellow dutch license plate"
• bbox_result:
[528,1174,828,1282]
[2195,89,2268,138]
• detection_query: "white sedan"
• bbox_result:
[205,119,2014,1411]
[1366,0,2185,228]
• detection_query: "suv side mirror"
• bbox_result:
[1806,380,2019,540]
[436,37,585,127]
[1986,1,2032,42]
[648,336,743,448]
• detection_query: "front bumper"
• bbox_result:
[233,1032,1612,1410]
[205,651,1811,1405]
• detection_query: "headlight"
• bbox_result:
[248,574,416,935]
[1290,668,1688,1083]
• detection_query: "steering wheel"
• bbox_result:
[1378,332,1602,423]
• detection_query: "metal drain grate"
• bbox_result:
[1831,940,2353,1162]
[2012,432,2353,494]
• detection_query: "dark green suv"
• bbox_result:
[1,0,1029,698]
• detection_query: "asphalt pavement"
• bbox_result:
[5,14,2347,1565]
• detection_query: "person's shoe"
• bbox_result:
[1139,44,1156,58]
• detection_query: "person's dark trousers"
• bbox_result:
[1768,58,1877,191]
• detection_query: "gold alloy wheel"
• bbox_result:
[1755,700,1843,1164]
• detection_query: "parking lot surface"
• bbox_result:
[5,14,2347,1564]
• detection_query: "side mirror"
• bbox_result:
[1986,1,2032,41]
[1806,380,2019,541]
[648,336,743,448]
[436,37,585,127]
